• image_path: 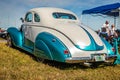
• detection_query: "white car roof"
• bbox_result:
[25,7,80,26]
[29,7,77,16]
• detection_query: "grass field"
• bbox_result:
[0,42,120,80]
[0,38,5,40]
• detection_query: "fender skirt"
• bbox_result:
[34,32,71,62]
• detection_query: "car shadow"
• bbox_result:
[8,45,114,70]
[15,48,91,69]
[32,55,116,70]
[41,60,90,70]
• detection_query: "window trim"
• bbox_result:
[34,13,40,22]
[25,12,33,22]
[52,12,77,20]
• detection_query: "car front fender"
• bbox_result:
[7,27,23,46]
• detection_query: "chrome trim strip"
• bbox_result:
[65,55,117,63]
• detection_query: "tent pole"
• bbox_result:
[114,16,116,27]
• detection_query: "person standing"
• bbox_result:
[101,20,110,40]
[102,20,110,36]
[110,24,118,38]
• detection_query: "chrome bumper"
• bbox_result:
[65,55,117,63]
[105,55,117,63]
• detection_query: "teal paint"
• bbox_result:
[24,38,34,50]
[101,38,115,55]
[76,27,104,51]
[35,32,71,62]
[7,27,23,47]
[112,38,120,64]
[34,40,53,60]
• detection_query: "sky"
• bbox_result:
[0,0,120,30]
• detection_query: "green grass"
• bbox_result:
[0,42,120,80]
[0,38,4,40]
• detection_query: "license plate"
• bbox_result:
[94,55,105,61]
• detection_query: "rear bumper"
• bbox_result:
[65,55,117,63]
[105,55,117,63]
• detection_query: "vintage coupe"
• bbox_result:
[7,7,117,65]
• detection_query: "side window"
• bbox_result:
[34,13,40,22]
[53,12,77,20]
[25,12,33,22]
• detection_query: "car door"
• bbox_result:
[23,12,34,49]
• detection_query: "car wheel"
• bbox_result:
[7,34,13,47]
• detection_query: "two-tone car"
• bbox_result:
[7,7,117,66]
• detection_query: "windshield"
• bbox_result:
[53,12,77,20]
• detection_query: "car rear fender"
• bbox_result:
[34,32,71,62]
[101,37,115,55]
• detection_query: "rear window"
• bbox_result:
[53,12,77,20]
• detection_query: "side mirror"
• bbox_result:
[20,17,24,23]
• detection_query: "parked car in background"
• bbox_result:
[7,7,117,66]
[0,28,7,39]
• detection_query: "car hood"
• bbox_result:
[53,23,104,51]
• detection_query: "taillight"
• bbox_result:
[64,50,69,54]
[112,48,115,52]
